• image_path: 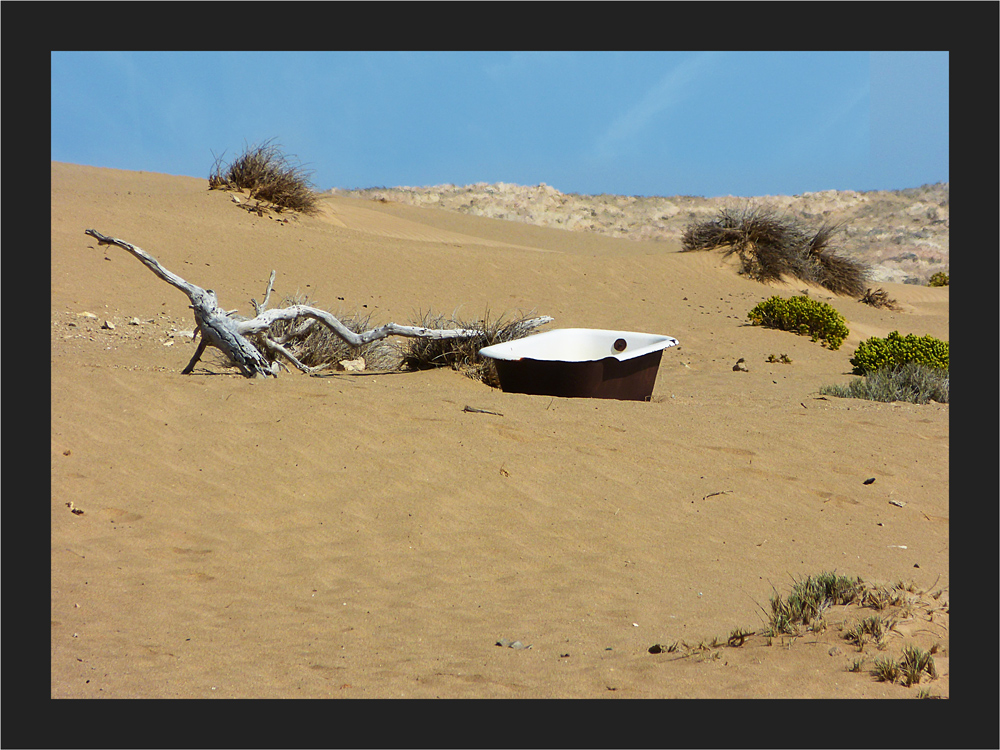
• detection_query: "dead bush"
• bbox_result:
[682,204,868,296]
[209,138,318,214]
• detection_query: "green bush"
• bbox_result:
[747,295,850,350]
[927,272,949,287]
[849,331,948,375]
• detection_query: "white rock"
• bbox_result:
[337,357,366,372]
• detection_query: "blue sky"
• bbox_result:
[51,51,948,198]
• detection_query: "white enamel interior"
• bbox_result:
[479,328,679,363]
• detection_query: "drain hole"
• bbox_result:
[613,338,627,352]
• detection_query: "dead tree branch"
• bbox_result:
[85,229,542,379]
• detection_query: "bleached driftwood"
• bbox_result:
[85,229,550,378]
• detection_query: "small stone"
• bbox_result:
[101,320,115,330]
[129,317,141,326]
[496,638,532,650]
[733,358,749,372]
[828,646,843,656]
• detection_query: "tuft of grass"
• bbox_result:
[872,655,902,683]
[900,645,937,686]
[682,204,868,296]
[859,287,900,310]
[843,614,894,651]
[399,310,548,386]
[819,362,949,405]
[247,293,400,372]
[765,572,863,635]
[870,646,937,687]
[927,271,949,287]
[209,138,318,214]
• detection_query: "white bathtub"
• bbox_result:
[479,328,679,401]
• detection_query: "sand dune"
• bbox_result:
[51,162,948,700]
[339,181,950,285]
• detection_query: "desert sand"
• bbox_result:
[51,162,949,701]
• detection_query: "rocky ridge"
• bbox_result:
[333,182,949,286]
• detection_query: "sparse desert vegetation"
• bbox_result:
[858,286,900,310]
[820,362,949,404]
[242,294,401,373]
[209,138,318,214]
[849,331,949,375]
[821,329,949,404]
[236,298,549,385]
[52,163,951,701]
[649,573,947,694]
[681,205,869,296]
[747,295,850,350]
[340,182,949,286]
[763,572,864,635]
[398,310,551,386]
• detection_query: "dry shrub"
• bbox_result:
[247,294,400,372]
[682,204,868,296]
[859,287,900,310]
[399,310,547,387]
[819,362,949,404]
[209,138,318,214]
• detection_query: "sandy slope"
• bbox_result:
[51,162,949,700]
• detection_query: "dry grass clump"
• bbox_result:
[871,646,938,687]
[859,287,900,310]
[245,293,401,372]
[399,310,548,387]
[843,613,894,650]
[209,138,318,214]
[765,572,864,635]
[682,204,868,296]
[819,362,949,404]
[209,294,546,378]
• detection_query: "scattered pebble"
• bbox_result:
[496,639,531,650]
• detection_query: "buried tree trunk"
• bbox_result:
[84,229,550,378]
